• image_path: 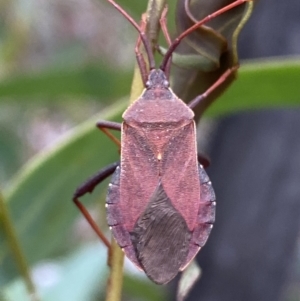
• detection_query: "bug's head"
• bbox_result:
[145,69,170,89]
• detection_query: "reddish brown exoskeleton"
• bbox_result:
[73,0,250,285]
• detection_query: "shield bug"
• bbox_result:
[73,0,250,284]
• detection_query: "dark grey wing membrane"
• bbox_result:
[130,182,191,285]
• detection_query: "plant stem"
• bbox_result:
[146,0,167,52]
[130,0,167,103]
[0,191,40,301]
[232,1,254,65]
[105,239,125,301]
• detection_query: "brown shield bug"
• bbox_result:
[73,0,249,284]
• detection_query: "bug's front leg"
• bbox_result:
[96,120,121,149]
[188,66,239,110]
[198,153,210,168]
[73,162,119,248]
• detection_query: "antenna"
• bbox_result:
[160,0,250,71]
[106,0,155,70]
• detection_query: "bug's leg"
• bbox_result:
[160,6,172,46]
[198,153,210,169]
[105,0,155,70]
[187,66,239,110]
[73,161,119,249]
[96,120,121,149]
[134,13,149,86]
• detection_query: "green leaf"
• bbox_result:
[114,0,176,23]
[177,261,201,301]
[123,274,167,301]
[159,46,216,71]
[0,99,127,287]
[0,191,37,298]
[0,64,131,101]
[0,126,22,185]
[113,0,148,17]
[206,58,300,116]
[3,243,108,301]
[172,0,254,118]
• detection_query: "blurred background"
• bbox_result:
[0,0,299,301]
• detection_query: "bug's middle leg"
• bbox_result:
[73,162,119,248]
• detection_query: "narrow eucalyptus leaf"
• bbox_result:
[0,64,131,101]
[123,274,167,301]
[205,58,300,116]
[173,0,254,119]
[177,260,201,301]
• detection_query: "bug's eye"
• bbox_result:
[145,81,151,88]
[163,80,169,87]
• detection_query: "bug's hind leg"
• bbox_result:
[181,164,216,269]
[73,162,119,248]
[198,153,210,169]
